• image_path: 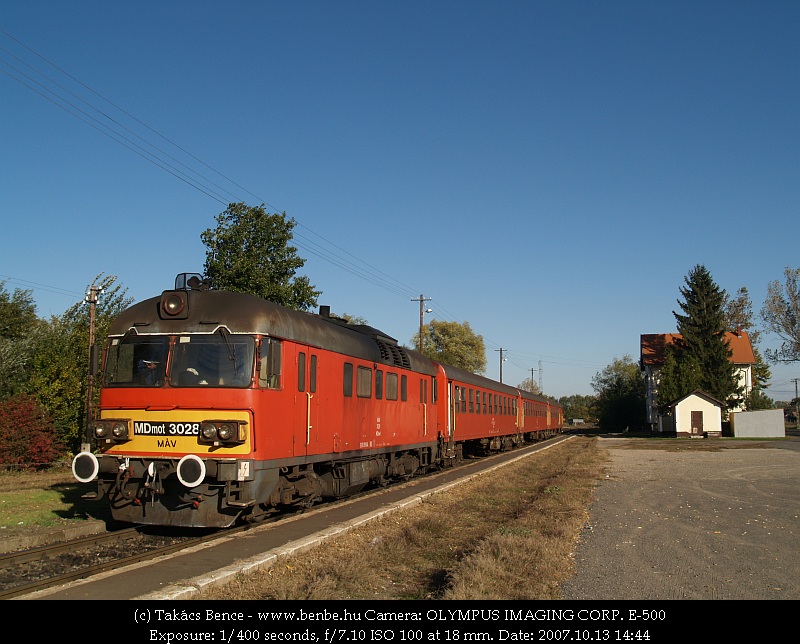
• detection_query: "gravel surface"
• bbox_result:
[560,436,800,600]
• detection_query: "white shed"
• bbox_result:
[667,390,723,438]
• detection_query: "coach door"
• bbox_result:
[293,347,319,457]
[448,382,458,443]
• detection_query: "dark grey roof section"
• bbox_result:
[108,290,437,376]
[440,362,520,396]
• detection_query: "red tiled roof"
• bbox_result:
[640,331,756,366]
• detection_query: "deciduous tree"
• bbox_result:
[558,394,597,423]
[0,394,65,467]
[201,203,320,311]
[722,286,772,410]
[761,266,800,363]
[414,320,487,374]
[26,275,132,452]
[0,281,45,398]
[591,355,645,431]
[517,376,542,396]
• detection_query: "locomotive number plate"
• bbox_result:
[133,421,200,436]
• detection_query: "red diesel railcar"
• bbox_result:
[72,275,562,528]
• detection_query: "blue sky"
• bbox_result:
[2,2,798,400]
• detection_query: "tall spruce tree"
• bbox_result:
[670,265,741,409]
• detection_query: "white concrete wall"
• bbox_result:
[730,409,785,437]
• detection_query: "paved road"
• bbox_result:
[560,434,800,600]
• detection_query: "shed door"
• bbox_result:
[691,410,703,435]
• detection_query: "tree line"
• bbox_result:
[1,204,799,464]
[589,264,800,431]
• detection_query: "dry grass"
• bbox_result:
[199,436,606,600]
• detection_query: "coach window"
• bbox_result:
[386,372,398,400]
[259,338,282,389]
[297,352,306,392]
[357,366,372,398]
[343,362,353,397]
[310,355,317,393]
[420,378,427,404]
[401,374,407,401]
[469,389,474,413]
[375,369,383,399]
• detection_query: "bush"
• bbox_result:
[0,395,65,469]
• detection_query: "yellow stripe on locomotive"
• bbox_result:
[92,410,252,456]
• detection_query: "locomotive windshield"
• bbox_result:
[103,334,255,388]
[170,334,254,387]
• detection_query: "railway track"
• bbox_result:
[4,436,566,600]
[0,524,231,599]
[0,475,417,600]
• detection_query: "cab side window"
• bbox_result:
[259,338,282,389]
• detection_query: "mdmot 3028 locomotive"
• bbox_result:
[72,274,562,528]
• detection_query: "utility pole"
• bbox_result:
[530,368,536,391]
[83,285,102,452]
[411,294,432,353]
[793,378,800,430]
[496,348,506,383]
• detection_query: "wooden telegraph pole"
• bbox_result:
[412,294,432,353]
[83,285,101,452]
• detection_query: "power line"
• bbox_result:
[0,31,421,302]
[1,30,601,381]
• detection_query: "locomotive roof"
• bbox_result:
[108,289,438,375]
